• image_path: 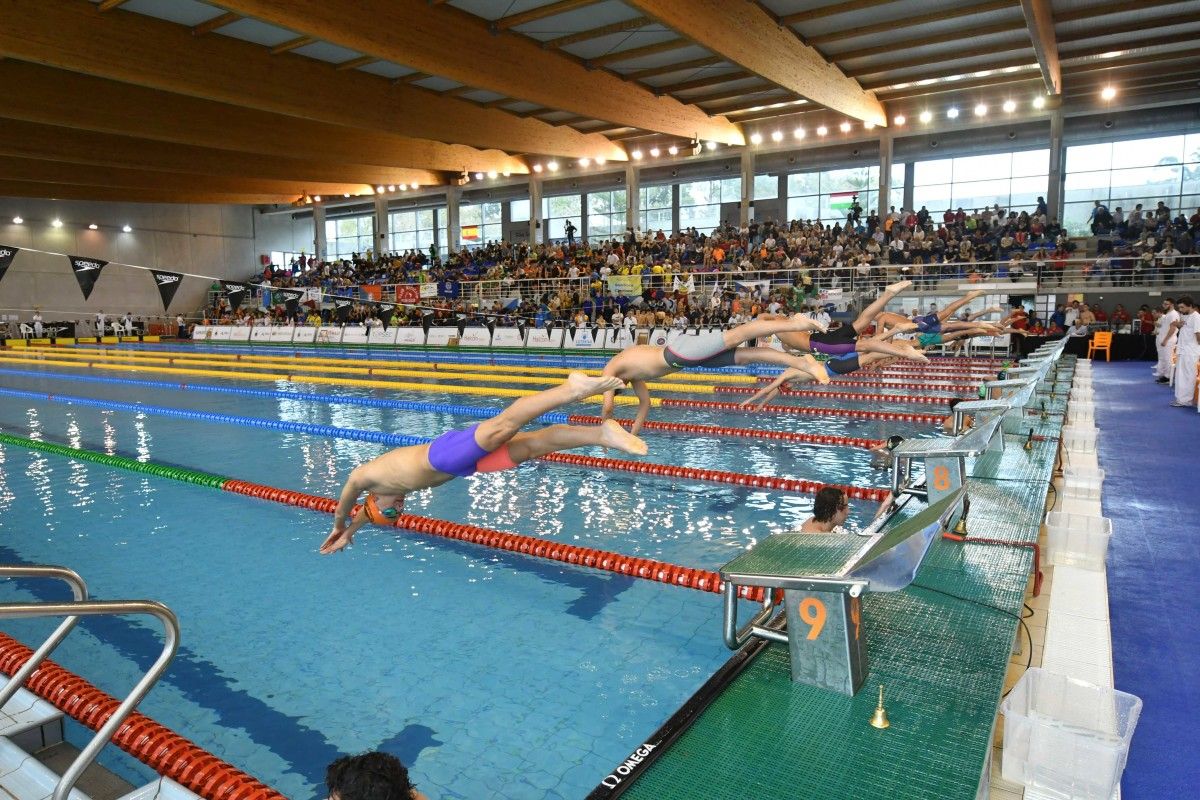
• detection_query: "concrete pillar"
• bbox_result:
[878,133,893,217]
[373,195,388,258]
[902,162,915,214]
[445,186,461,254]
[1047,108,1065,224]
[739,149,754,226]
[625,163,640,235]
[672,182,681,235]
[528,175,543,245]
[312,204,327,260]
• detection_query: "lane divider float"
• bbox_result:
[660,398,944,424]
[714,385,969,405]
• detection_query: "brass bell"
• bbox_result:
[952,515,968,536]
[870,684,890,729]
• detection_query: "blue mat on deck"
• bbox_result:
[1095,361,1200,798]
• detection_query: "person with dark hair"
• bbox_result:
[942,397,975,434]
[800,486,892,534]
[1169,295,1199,407]
[869,435,905,469]
[326,752,428,800]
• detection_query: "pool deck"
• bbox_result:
[609,367,1069,799]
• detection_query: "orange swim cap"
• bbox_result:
[363,494,403,526]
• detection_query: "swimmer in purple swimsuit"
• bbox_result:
[321,372,646,554]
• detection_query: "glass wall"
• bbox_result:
[387,209,437,254]
[753,174,777,200]
[509,199,530,223]
[586,189,627,240]
[678,178,740,232]
[1063,133,1200,236]
[325,213,374,259]
[543,194,582,242]
[458,201,502,248]
[639,184,673,234]
[910,150,1049,218]
[786,164,905,224]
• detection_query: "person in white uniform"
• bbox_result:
[1170,296,1200,407]
[1155,298,1179,384]
[95,310,107,336]
[31,310,43,338]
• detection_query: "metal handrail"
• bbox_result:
[0,599,179,800]
[0,565,88,710]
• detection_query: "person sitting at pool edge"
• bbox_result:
[327,751,428,800]
[869,435,905,469]
[321,372,645,554]
[942,398,974,434]
[801,486,893,534]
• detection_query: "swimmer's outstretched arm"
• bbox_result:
[738,368,803,410]
[322,468,370,554]
[630,380,651,435]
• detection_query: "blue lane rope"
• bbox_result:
[0,367,572,424]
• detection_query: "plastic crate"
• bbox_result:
[1066,404,1094,425]
[1061,425,1096,453]
[1045,511,1112,570]
[1002,668,1142,799]
[1063,467,1104,500]
[1069,388,1094,403]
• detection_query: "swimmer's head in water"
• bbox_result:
[886,435,905,450]
[364,493,404,525]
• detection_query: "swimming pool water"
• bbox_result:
[0,359,926,799]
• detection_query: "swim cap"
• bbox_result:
[886,435,904,450]
[363,493,403,525]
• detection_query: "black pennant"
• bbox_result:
[69,255,108,300]
[334,298,352,323]
[278,289,305,314]
[377,303,395,329]
[151,270,183,310]
[221,280,248,311]
[0,244,18,285]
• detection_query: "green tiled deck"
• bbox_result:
[619,363,1069,800]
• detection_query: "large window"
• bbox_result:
[509,199,530,223]
[325,213,374,259]
[543,194,582,242]
[638,184,673,233]
[786,164,904,224]
[1063,133,1200,235]
[388,209,437,254]
[678,178,740,232]
[587,189,626,240]
[753,174,777,200]
[459,201,502,248]
[911,150,1049,219]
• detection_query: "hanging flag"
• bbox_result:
[276,289,304,315]
[377,303,395,329]
[828,191,859,212]
[221,280,248,310]
[360,284,381,301]
[150,270,183,310]
[396,285,419,304]
[69,255,108,300]
[461,225,480,241]
[335,298,352,323]
[0,244,18,285]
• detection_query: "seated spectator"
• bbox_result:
[1078,305,1096,327]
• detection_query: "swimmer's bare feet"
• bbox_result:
[600,419,648,455]
[788,316,828,333]
[567,371,623,399]
[798,354,830,385]
[893,321,920,333]
[885,279,913,295]
[902,346,930,362]
[964,289,986,301]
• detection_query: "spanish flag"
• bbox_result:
[461,225,480,241]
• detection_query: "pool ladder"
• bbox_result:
[0,564,182,800]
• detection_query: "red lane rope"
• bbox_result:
[565,414,883,450]
[0,633,285,800]
[858,369,998,379]
[660,397,944,424]
[216,480,767,601]
[714,385,969,405]
[827,377,982,389]
[538,452,890,501]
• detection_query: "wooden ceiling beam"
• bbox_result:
[544,16,656,49]
[779,0,901,26]
[270,35,315,54]
[3,0,622,161]
[807,0,1013,46]
[0,178,298,206]
[874,73,1042,101]
[831,22,1025,64]
[191,11,241,36]
[686,81,781,105]
[492,0,603,32]
[845,41,1031,78]
[587,38,690,67]
[0,118,437,186]
[207,0,744,144]
[661,70,753,93]
[1019,0,1062,95]
[96,0,130,10]
[625,0,886,125]
[860,54,1036,90]
[0,155,372,197]
[0,61,525,174]
[334,55,378,71]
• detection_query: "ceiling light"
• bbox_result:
[547,160,559,171]
[749,132,763,145]
[893,114,906,126]
[947,107,959,119]
[649,146,660,157]
[892,82,911,90]
[793,127,805,139]
[343,193,350,198]
[974,70,993,78]
[578,158,591,167]
[705,141,717,150]
[502,171,511,177]
[122,224,132,233]
[1101,85,1116,101]
[12,216,22,224]
[472,173,482,180]
[51,218,63,228]
[667,145,678,155]
[486,171,496,179]
[974,103,988,117]
[313,195,321,202]
[1003,65,1022,73]
[919,110,932,123]
[1002,99,1016,113]
[594,157,605,165]
[88,223,98,230]
[398,184,407,191]
[839,121,852,133]
[631,149,643,159]
[771,130,783,142]
[1032,95,1046,109]
[863,120,876,130]
[1100,50,1123,59]
[383,185,392,192]
[375,185,385,193]
[816,125,828,136]
[533,163,543,173]
[945,74,962,82]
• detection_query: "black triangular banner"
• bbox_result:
[334,298,352,323]
[69,255,108,300]
[377,303,394,329]
[221,280,248,311]
[0,244,18,285]
[277,289,305,314]
[151,270,183,310]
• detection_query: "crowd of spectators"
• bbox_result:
[1084,200,1200,286]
